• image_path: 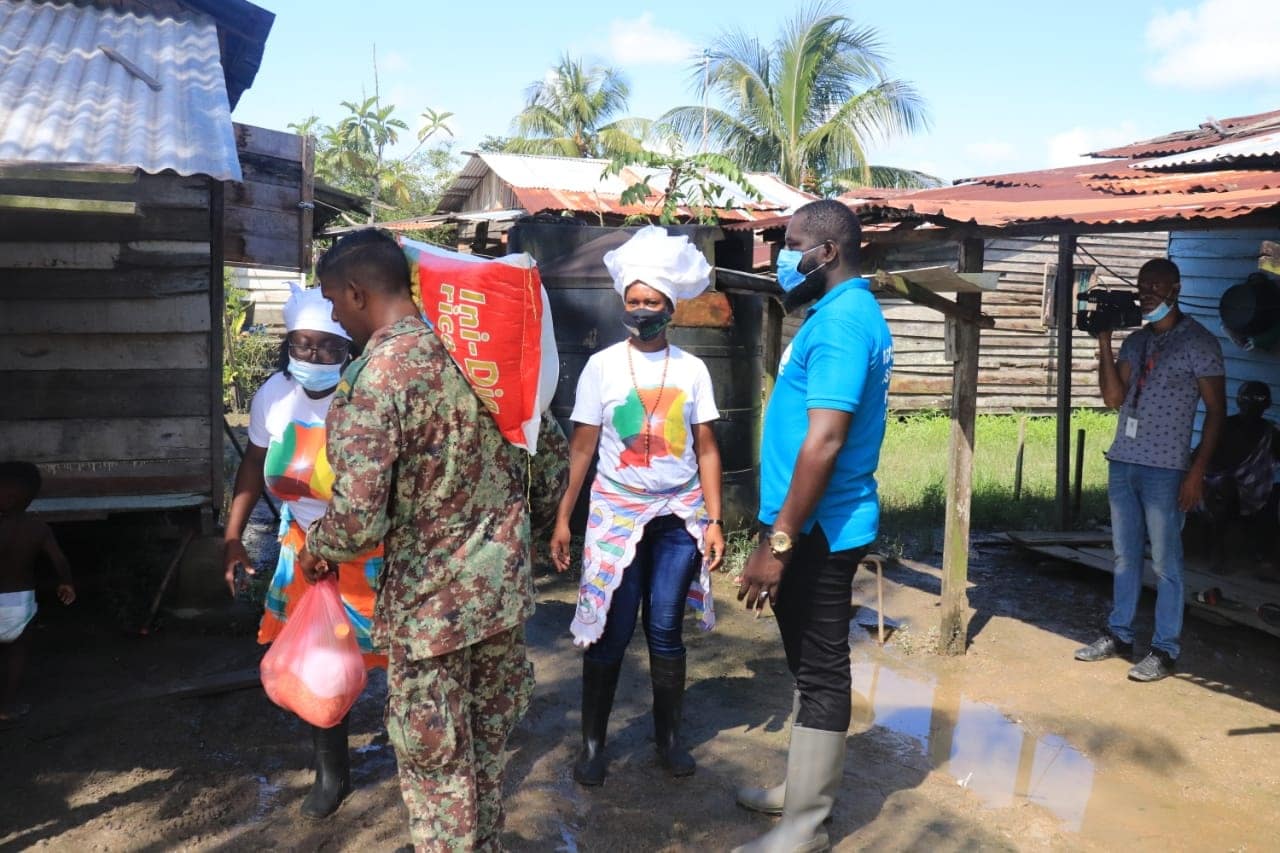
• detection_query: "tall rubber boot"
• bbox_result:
[732,726,846,853]
[573,658,622,786]
[650,653,695,777]
[301,714,351,820]
[736,690,799,815]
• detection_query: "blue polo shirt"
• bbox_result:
[759,277,894,551]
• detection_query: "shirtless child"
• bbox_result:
[0,461,74,721]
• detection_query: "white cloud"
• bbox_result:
[1046,122,1139,166]
[965,141,1016,163]
[608,13,696,65]
[1145,0,1280,89]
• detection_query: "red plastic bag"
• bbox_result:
[401,237,559,453]
[259,575,367,728]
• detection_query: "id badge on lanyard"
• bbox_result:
[1126,333,1164,440]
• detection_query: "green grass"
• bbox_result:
[877,409,1116,555]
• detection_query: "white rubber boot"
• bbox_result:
[732,726,846,853]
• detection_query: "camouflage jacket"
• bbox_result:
[307,315,568,658]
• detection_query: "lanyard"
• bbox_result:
[1130,322,1178,410]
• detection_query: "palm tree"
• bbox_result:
[661,2,931,191]
[333,96,411,222]
[508,55,650,158]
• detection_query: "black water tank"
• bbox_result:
[510,221,763,531]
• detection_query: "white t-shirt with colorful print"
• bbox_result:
[247,371,336,528]
[570,341,719,493]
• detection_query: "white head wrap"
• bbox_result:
[283,282,350,340]
[603,225,712,305]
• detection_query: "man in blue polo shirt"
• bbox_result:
[734,199,893,853]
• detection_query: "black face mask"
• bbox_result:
[781,263,828,312]
[623,307,672,342]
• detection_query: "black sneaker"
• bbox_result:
[1128,650,1176,682]
[1073,634,1133,662]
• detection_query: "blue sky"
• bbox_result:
[233,0,1280,184]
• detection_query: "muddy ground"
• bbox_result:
[3,523,1279,852]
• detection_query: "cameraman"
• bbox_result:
[1076,258,1226,682]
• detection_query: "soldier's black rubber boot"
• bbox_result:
[650,652,696,777]
[301,714,351,820]
[573,658,622,786]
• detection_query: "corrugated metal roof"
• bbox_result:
[435,151,813,222]
[846,113,1280,233]
[0,0,242,180]
[480,152,635,195]
[1087,108,1280,159]
[1135,131,1280,171]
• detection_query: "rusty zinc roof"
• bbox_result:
[1086,108,1280,159]
[0,0,244,180]
[856,111,1280,231]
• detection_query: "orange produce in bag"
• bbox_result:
[260,575,367,728]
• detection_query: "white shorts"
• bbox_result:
[0,590,37,642]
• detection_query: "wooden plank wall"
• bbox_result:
[0,170,215,500]
[225,123,307,270]
[1171,227,1280,445]
[781,232,1167,412]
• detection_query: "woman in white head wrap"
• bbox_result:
[222,283,383,820]
[549,226,725,785]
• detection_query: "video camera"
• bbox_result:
[1076,288,1141,335]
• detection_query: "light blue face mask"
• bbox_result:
[288,357,344,393]
[1143,300,1173,324]
[775,245,828,292]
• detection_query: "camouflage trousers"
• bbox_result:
[386,625,534,853]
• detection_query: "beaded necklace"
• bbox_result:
[626,340,670,464]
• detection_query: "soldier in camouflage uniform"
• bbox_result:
[298,228,568,852]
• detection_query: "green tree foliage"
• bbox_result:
[661,2,931,191]
[507,54,651,158]
[604,148,763,225]
[289,99,456,224]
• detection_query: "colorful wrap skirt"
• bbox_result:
[570,473,714,648]
[257,507,387,668]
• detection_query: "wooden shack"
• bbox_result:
[774,232,1166,412]
[0,0,273,524]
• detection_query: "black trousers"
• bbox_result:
[773,525,867,733]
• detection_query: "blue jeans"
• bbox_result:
[584,514,700,665]
[1108,460,1186,658]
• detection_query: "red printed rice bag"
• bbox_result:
[259,575,366,729]
[400,237,558,453]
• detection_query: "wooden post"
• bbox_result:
[1055,234,1078,530]
[761,297,785,410]
[1073,427,1086,517]
[940,237,983,655]
[208,180,226,524]
[759,297,785,496]
[1013,415,1027,500]
[299,133,315,276]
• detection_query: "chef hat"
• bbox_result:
[603,226,712,305]
[283,282,350,340]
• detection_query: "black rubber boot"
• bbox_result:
[650,653,696,777]
[301,715,350,820]
[573,658,622,786]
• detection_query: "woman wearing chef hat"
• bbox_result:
[551,226,725,786]
[222,283,384,820]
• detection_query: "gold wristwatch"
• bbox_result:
[768,529,793,557]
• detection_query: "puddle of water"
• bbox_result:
[850,661,1095,831]
[554,822,580,853]
[249,773,283,823]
